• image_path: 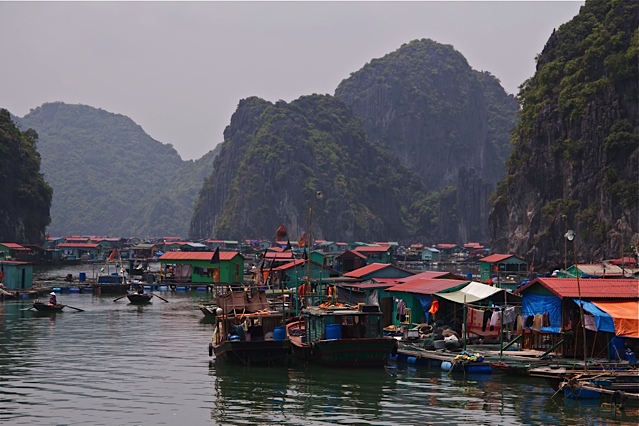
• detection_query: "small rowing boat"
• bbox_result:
[127,293,153,304]
[32,302,65,312]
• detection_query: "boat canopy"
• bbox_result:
[592,300,639,338]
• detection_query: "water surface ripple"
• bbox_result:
[1,294,637,425]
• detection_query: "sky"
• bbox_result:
[1,1,584,161]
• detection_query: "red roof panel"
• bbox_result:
[159,251,241,261]
[515,278,639,299]
[479,254,515,263]
[344,263,398,278]
[353,245,391,253]
[0,243,28,250]
[386,278,470,295]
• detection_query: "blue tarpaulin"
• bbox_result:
[573,299,616,333]
[416,295,433,324]
[522,293,562,333]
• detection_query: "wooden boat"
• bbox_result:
[32,302,65,312]
[127,293,153,304]
[209,289,290,365]
[286,302,398,367]
[199,303,218,317]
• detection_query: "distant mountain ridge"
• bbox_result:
[14,102,218,237]
[335,39,519,242]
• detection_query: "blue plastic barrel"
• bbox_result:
[441,361,452,371]
[79,272,86,282]
[273,326,286,341]
[325,324,342,340]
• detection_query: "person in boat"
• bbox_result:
[137,284,145,295]
[48,292,57,306]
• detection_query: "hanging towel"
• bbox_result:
[584,314,597,331]
[490,310,500,327]
[532,314,543,331]
[516,315,523,332]
[503,307,516,324]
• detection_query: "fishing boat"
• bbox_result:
[208,289,290,365]
[126,293,153,304]
[286,302,398,367]
[32,301,65,312]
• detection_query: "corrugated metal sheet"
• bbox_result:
[58,243,99,248]
[353,245,391,253]
[516,278,639,299]
[479,253,514,263]
[386,279,469,295]
[0,243,29,250]
[159,251,241,261]
[344,263,393,278]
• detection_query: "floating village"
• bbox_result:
[1,234,638,409]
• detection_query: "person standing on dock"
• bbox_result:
[48,292,57,306]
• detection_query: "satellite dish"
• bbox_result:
[564,230,575,241]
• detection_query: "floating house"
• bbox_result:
[559,263,626,278]
[352,244,394,264]
[479,254,529,290]
[514,277,639,359]
[0,243,30,261]
[159,251,245,284]
[0,260,33,290]
[57,243,100,262]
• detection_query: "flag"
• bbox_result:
[211,247,220,263]
[285,239,292,251]
[275,225,287,241]
[298,233,306,248]
[108,249,117,261]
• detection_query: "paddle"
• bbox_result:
[64,305,85,312]
[113,295,128,302]
[151,293,169,303]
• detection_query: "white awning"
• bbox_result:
[435,281,503,304]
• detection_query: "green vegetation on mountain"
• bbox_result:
[489,0,638,267]
[190,95,437,242]
[0,109,52,243]
[335,39,519,243]
[15,102,218,237]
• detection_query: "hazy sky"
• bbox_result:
[1,1,584,161]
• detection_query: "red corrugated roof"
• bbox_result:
[608,257,637,266]
[353,245,391,253]
[58,243,99,248]
[398,271,454,282]
[263,252,295,261]
[515,278,639,299]
[0,243,28,250]
[479,254,515,263]
[436,243,458,249]
[159,251,241,261]
[386,278,470,295]
[344,263,398,278]
[273,259,305,270]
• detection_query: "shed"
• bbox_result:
[0,260,33,290]
[159,251,245,284]
[479,253,529,289]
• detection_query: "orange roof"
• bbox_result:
[273,259,306,270]
[592,300,639,338]
[159,251,241,261]
[398,270,460,282]
[515,278,639,299]
[480,254,517,263]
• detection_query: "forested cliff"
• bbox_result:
[335,39,519,242]
[489,0,638,268]
[0,109,52,243]
[190,95,433,242]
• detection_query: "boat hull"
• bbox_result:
[290,337,396,367]
[32,302,64,312]
[212,339,290,365]
[127,294,153,304]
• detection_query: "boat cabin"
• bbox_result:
[303,305,385,342]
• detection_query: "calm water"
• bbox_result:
[1,293,638,425]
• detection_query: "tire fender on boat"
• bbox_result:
[208,342,213,357]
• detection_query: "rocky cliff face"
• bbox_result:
[0,109,52,243]
[489,0,639,269]
[335,39,519,243]
[190,95,431,242]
